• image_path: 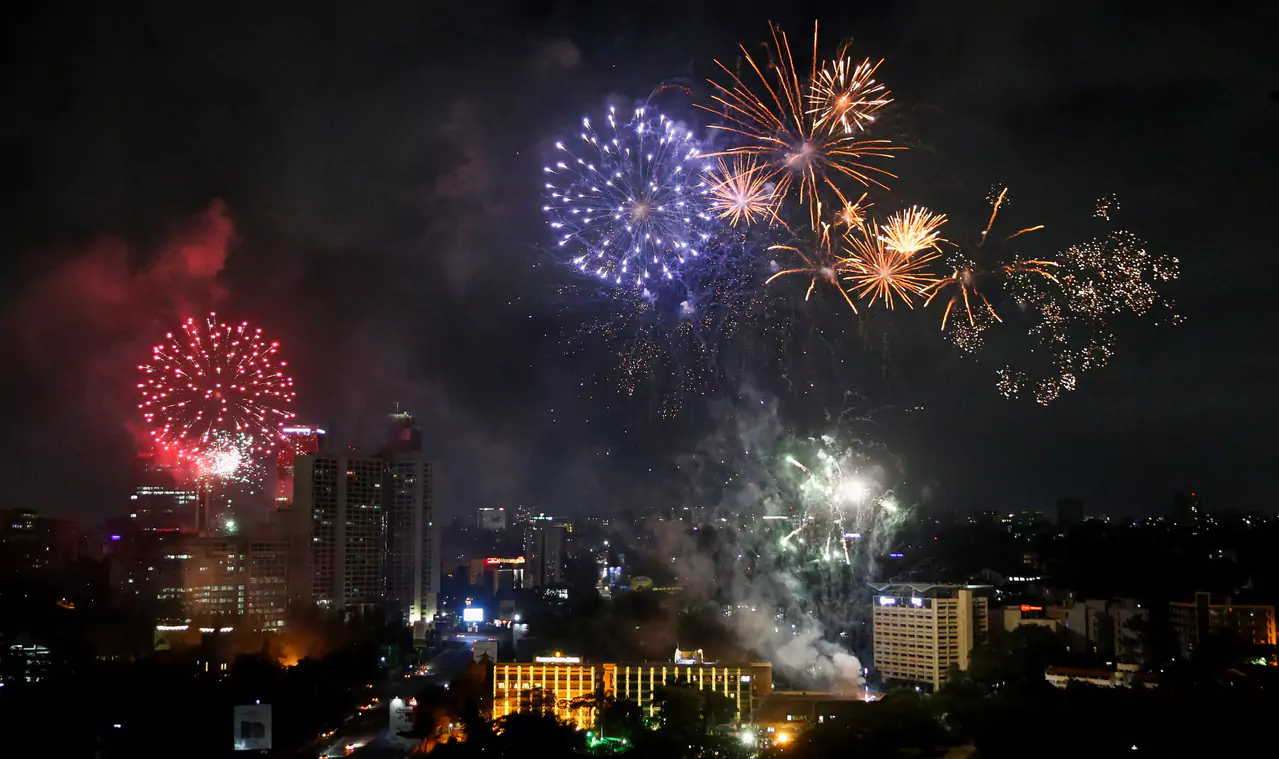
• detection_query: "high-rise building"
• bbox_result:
[386,453,438,625]
[129,451,198,532]
[525,516,569,587]
[293,452,386,612]
[477,507,507,531]
[871,583,991,689]
[1169,592,1276,659]
[291,418,437,624]
[275,425,325,507]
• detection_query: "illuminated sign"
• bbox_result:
[281,426,326,435]
[1020,604,1043,612]
[910,597,924,608]
[878,596,897,606]
[534,655,582,664]
[843,532,862,539]
[462,608,485,623]
[484,557,526,565]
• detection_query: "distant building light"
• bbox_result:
[761,515,787,521]
[110,535,122,541]
[888,553,904,558]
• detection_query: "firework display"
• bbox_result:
[540,21,1180,408]
[137,313,296,459]
[544,105,717,290]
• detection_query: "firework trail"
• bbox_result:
[543,105,718,290]
[137,312,296,460]
[699,21,900,211]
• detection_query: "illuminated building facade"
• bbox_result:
[871,583,990,689]
[1169,592,1276,659]
[604,662,766,723]
[491,658,772,728]
[493,660,600,727]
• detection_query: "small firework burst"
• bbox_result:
[704,155,779,226]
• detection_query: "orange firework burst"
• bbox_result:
[808,56,891,136]
[840,223,942,309]
[765,205,859,312]
[704,155,778,226]
[698,21,900,210]
[924,187,1055,329]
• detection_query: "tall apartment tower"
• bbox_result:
[289,411,437,624]
[293,452,386,612]
[871,583,991,689]
[526,516,569,587]
[385,454,437,625]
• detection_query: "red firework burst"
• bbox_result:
[137,313,296,459]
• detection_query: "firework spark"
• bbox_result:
[543,105,716,288]
[137,313,296,459]
[704,155,778,226]
[699,22,900,210]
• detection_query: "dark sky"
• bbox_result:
[3,1,1276,523]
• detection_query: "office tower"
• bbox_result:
[386,454,437,625]
[1172,491,1203,526]
[155,531,289,631]
[871,583,991,689]
[477,507,507,531]
[130,451,198,531]
[275,425,325,507]
[294,452,386,612]
[525,516,569,587]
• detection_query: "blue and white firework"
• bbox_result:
[543,105,719,291]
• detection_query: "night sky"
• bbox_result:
[3,1,1276,523]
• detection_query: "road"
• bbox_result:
[295,635,484,758]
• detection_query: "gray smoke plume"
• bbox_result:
[664,392,911,694]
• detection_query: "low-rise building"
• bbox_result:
[491,655,773,728]
[1044,663,1158,689]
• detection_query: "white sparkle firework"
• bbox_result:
[543,105,717,288]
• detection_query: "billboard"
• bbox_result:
[233,704,272,751]
[462,607,485,623]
